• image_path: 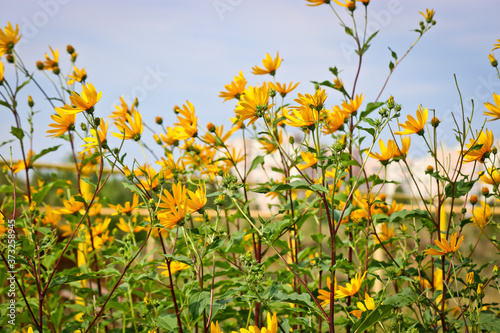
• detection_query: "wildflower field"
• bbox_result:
[1,1,500,332]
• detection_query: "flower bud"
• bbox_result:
[288,135,295,145]
[207,122,216,133]
[431,117,440,128]
[387,96,395,110]
[469,195,478,205]
[52,66,60,75]
[425,165,434,174]
[489,54,498,67]
[466,272,474,285]
[481,187,489,196]
[36,61,44,70]
[71,52,78,62]
[461,207,467,214]
[269,88,276,98]
[67,45,75,54]
[28,96,34,108]
[6,54,14,63]
[155,116,163,125]
[173,105,180,114]
[492,147,497,155]
[80,123,87,131]
[394,104,402,112]
[153,134,162,145]
[94,117,101,127]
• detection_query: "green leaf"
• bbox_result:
[188,291,211,319]
[389,209,430,223]
[275,291,316,310]
[444,179,474,199]
[32,179,67,204]
[389,61,395,71]
[360,102,384,119]
[249,155,265,173]
[10,126,24,140]
[122,182,144,197]
[353,305,393,332]
[311,233,326,244]
[388,46,398,60]
[81,177,97,189]
[49,305,64,327]
[383,287,416,308]
[31,145,61,163]
[156,313,178,330]
[478,311,500,332]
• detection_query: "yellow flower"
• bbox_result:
[0,60,4,83]
[394,105,428,135]
[298,150,317,170]
[68,66,87,85]
[171,100,198,140]
[269,81,300,97]
[0,22,21,56]
[116,216,146,233]
[46,108,76,138]
[235,85,272,125]
[201,124,236,147]
[419,8,435,23]
[318,277,337,306]
[108,193,139,215]
[332,0,356,9]
[113,109,143,141]
[395,136,411,158]
[252,52,281,76]
[219,71,247,102]
[369,139,398,165]
[484,93,500,121]
[40,205,61,226]
[12,150,35,174]
[158,182,188,229]
[258,130,282,154]
[158,261,190,277]
[322,106,347,134]
[480,167,500,185]
[341,94,364,115]
[350,293,376,319]
[306,0,330,6]
[187,183,207,213]
[471,201,491,230]
[81,118,108,153]
[42,46,59,70]
[111,96,134,121]
[236,312,278,333]
[57,196,85,215]
[462,129,494,163]
[424,232,464,256]
[492,39,500,51]
[56,82,102,115]
[373,223,395,244]
[336,272,366,299]
[466,272,474,285]
[211,321,223,333]
[283,106,316,128]
[295,89,327,111]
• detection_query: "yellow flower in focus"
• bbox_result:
[419,8,435,23]
[56,82,102,115]
[295,89,327,111]
[187,183,207,213]
[480,167,500,185]
[0,22,21,56]
[42,46,59,70]
[46,108,76,138]
[172,100,198,140]
[424,233,464,256]
[322,106,347,134]
[298,150,317,170]
[336,271,366,299]
[484,93,500,121]
[81,118,108,153]
[318,276,337,306]
[332,0,356,9]
[462,129,494,163]
[57,196,85,215]
[466,272,474,285]
[369,139,398,165]
[252,52,281,76]
[471,201,491,230]
[235,85,272,125]
[158,182,188,229]
[158,261,190,277]
[113,109,143,141]
[341,94,364,115]
[219,71,247,102]
[68,66,87,85]
[108,193,140,216]
[394,105,428,135]
[283,106,315,127]
[211,321,223,333]
[350,293,376,319]
[12,149,35,174]
[269,81,300,97]
[111,96,134,121]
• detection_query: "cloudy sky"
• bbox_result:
[1,0,499,163]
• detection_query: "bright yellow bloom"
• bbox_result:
[158,261,190,277]
[283,106,315,127]
[318,277,337,306]
[171,100,198,140]
[484,93,500,121]
[270,81,300,97]
[395,105,428,135]
[252,52,281,76]
[116,216,146,233]
[47,108,76,138]
[108,193,139,215]
[350,293,376,319]
[12,150,35,174]
[471,201,492,229]
[81,118,108,153]
[113,109,143,141]
[235,85,272,125]
[42,46,59,70]
[466,272,474,285]
[219,71,247,101]
[68,66,87,85]
[211,321,223,333]
[332,0,356,9]
[298,150,317,170]
[40,205,61,226]
[57,196,85,215]
[187,183,207,212]
[111,96,134,121]
[480,167,500,185]
[369,139,398,165]
[295,89,327,110]
[492,39,500,51]
[419,8,435,23]
[322,106,347,134]
[158,182,188,229]
[306,0,329,6]
[333,78,343,90]
[236,312,277,333]
[0,22,21,56]
[396,136,411,158]
[424,233,464,256]
[341,94,364,115]
[336,271,366,298]
[0,60,4,83]
[462,129,494,163]
[201,124,237,147]
[56,82,102,115]
[373,223,395,243]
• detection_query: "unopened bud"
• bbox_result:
[207,122,216,133]
[80,123,87,131]
[431,117,440,128]
[425,165,434,174]
[67,45,75,54]
[481,187,489,196]
[36,61,44,70]
[155,116,163,125]
[289,135,295,145]
[6,54,14,63]
[52,66,60,75]
[469,195,478,205]
[387,96,395,109]
[489,54,498,67]
[28,96,34,108]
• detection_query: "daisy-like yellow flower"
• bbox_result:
[318,276,337,306]
[298,150,318,170]
[158,182,188,229]
[269,81,300,98]
[201,124,237,147]
[395,136,411,158]
[219,71,247,102]
[42,46,59,70]
[111,96,134,121]
[0,22,21,57]
[0,60,4,83]
[492,39,500,52]
[235,85,273,125]
[306,0,330,6]
[40,205,61,226]
[471,201,492,230]
[462,129,494,163]
[57,196,85,215]
[210,321,223,333]
[332,0,356,9]
[236,312,278,333]
[394,105,428,135]
[12,149,35,174]
[424,232,464,256]
[187,183,207,213]
[369,139,398,165]
[116,216,146,233]
[81,118,108,153]
[350,293,376,319]
[341,94,364,115]
[295,89,327,111]
[419,8,435,23]
[158,261,190,277]
[56,82,102,115]
[68,66,87,85]
[282,106,315,128]
[333,77,343,90]
[373,223,395,243]
[252,52,281,76]
[322,105,347,134]
[46,108,76,138]
[484,93,500,121]
[168,100,198,141]
[336,271,367,299]
[480,167,500,185]
[108,193,139,215]
[113,109,143,141]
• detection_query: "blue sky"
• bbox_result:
[1,0,499,163]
